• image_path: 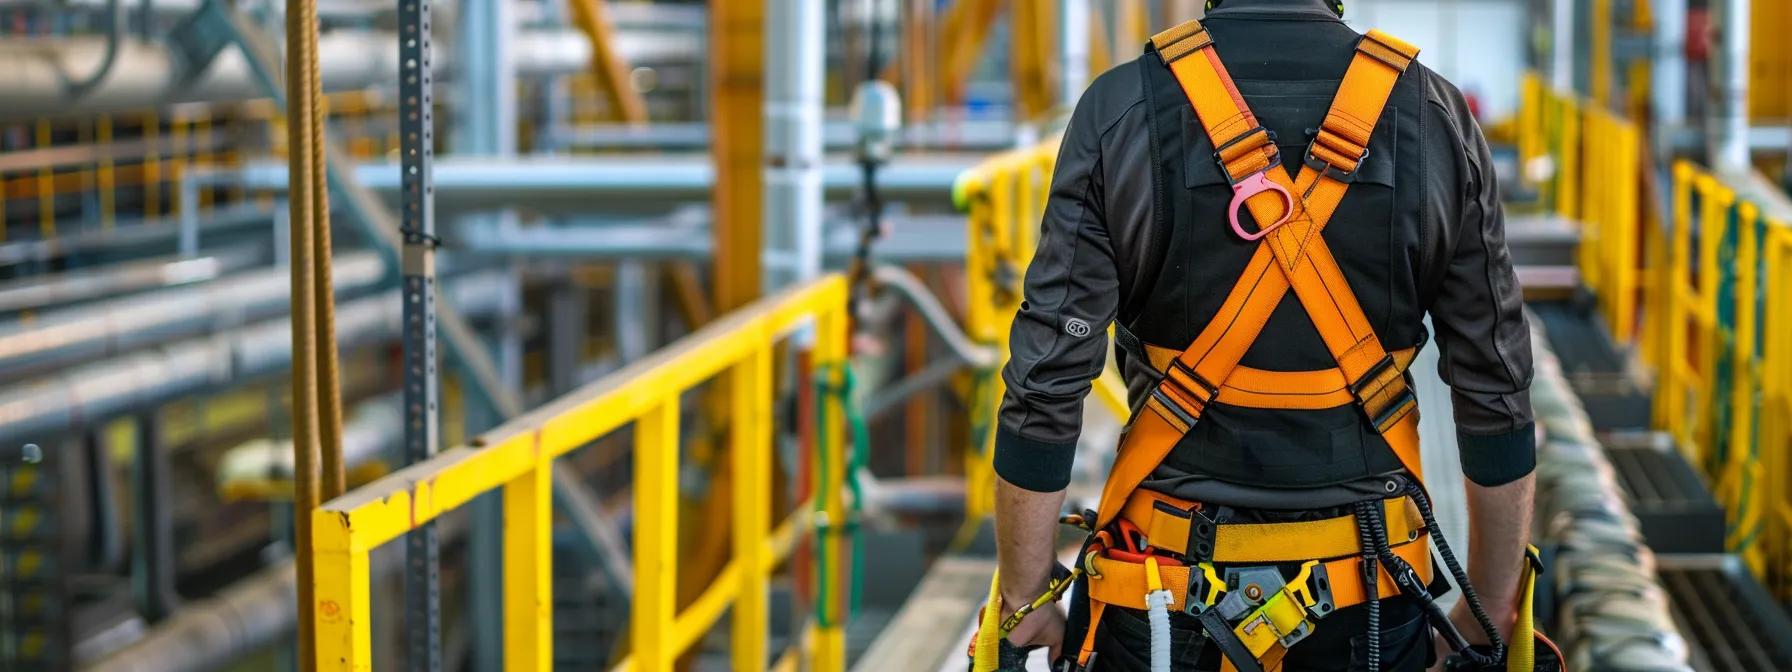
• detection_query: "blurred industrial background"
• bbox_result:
[0,0,1787,670]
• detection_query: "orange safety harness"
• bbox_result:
[1073,20,1431,672]
[970,19,1557,672]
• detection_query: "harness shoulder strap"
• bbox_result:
[1092,22,1419,533]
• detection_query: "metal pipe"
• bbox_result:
[455,214,971,262]
[1652,0,1688,138]
[1551,0,1574,91]
[0,272,509,446]
[0,204,270,269]
[547,119,1022,151]
[221,155,976,212]
[82,509,471,672]
[1059,0,1090,107]
[1714,0,1751,170]
[763,0,827,290]
[0,253,387,380]
[0,246,264,314]
[0,30,600,120]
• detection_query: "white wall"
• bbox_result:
[1343,0,1530,122]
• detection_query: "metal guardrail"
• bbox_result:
[307,276,855,671]
[1523,69,1792,599]
[1645,164,1792,587]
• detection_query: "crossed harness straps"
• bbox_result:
[1094,21,1423,535]
[1072,20,1427,670]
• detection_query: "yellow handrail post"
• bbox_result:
[731,346,774,670]
[813,297,851,672]
[633,399,682,670]
[312,511,371,669]
[503,451,554,670]
[1696,180,1730,470]
[1731,201,1762,572]
[1662,163,1695,441]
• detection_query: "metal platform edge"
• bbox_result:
[850,556,996,672]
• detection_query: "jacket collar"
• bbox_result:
[1202,0,1344,21]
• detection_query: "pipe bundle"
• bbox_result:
[1528,315,1693,672]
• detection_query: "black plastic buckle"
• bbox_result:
[1368,386,1417,432]
[1169,359,1222,403]
[1214,128,1281,186]
[1347,355,1397,399]
[1302,138,1368,184]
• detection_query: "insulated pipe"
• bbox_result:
[222,155,979,212]
[1714,0,1751,170]
[0,29,611,120]
[1652,0,1688,137]
[0,245,264,314]
[81,510,471,672]
[764,0,830,292]
[0,272,509,446]
[0,253,387,380]
[0,204,271,269]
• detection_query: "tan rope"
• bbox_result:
[286,0,323,664]
[307,0,347,502]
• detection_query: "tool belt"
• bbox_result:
[1072,489,1433,672]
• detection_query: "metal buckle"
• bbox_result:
[1302,137,1369,184]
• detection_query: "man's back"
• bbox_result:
[985,3,1542,671]
[994,0,1535,497]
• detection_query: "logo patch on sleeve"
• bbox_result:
[1065,317,1092,338]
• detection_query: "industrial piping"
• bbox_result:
[0,253,387,379]
[0,245,264,314]
[1527,314,1694,671]
[0,272,510,445]
[0,29,626,119]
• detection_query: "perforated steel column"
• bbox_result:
[399,0,442,665]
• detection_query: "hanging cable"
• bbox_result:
[1354,501,1382,672]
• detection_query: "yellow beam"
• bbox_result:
[940,0,1004,106]
[1008,0,1056,120]
[713,0,766,312]
[566,0,649,123]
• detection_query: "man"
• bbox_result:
[987,1,1537,670]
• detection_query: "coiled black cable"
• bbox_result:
[1355,501,1382,672]
[1405,482,1506,657]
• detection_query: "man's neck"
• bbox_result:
[1203,0,1341,19]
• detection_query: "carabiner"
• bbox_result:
[1227,170,1296,241]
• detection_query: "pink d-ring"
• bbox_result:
[1227,171,1295,241]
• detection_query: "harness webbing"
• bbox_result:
[1092,21,1422,535]
[1074,20,1423,670]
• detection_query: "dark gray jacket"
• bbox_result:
[993,0,1536,494]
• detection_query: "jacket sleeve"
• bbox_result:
[1428,83,1538,487]
[992,89,1122,493]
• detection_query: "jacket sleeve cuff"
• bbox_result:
[1457,423,1537,487]
[994,426,1078,493]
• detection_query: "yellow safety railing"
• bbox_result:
[1517,71,1645,342]
[955,136,1131,522]
[310,276,854,671]
[1636,163,1792,585]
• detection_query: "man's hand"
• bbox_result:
[1427,598,1519,671]
[1001,601,1068,660]
[994,474,1070,661]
